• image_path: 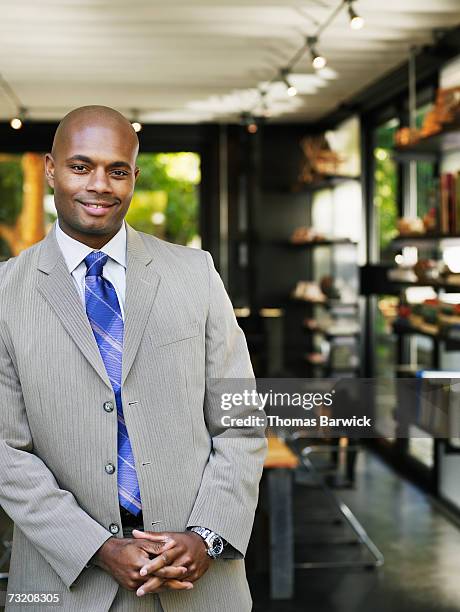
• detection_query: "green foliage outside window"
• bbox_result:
[374,120,399,260]
[0,158,22,226]
[127,153,200,245]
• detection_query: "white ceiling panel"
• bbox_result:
[0,0,459,123]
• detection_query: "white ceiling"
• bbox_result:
[0,0,460,124]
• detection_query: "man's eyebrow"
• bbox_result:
[65,155,94,164]
[109,161,132,170]
[65,155,132,170]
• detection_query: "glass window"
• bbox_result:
[373,118,399,261]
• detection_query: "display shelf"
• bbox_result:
[290,296,359,308]
[392,321,438,339]
[261,174,360,195]
[392,322,460,349]
[304,355,360,374]
[385,277,460,291]
[391,233,460,248]
[303,327,361,339]
[295,175,361,193]
[394,126,460,160]
[280,238,358,248]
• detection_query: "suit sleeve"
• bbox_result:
[186,252,267,557]
[0,320,113,589]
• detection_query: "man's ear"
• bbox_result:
[44,153,55,189]
[134,166,140,181]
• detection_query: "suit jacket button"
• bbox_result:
[109,523,120,534]
[103,401,114,412]
[105,463,115,474]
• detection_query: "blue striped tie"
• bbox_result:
[84,251,142,516]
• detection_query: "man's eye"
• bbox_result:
[71,165,87,172]
[111,170,128,177]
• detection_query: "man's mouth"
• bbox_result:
[79,201,116,209]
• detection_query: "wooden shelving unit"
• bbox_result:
[394,125,460,160]
[280,238,358,249]
[294,175,361,193]
[391,233,460,247]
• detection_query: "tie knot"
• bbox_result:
[84,251,109,277]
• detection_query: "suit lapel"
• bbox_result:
[37,223,113,390]
[36,221,161,390]
[121,223,161,385]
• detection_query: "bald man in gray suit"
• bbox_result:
[0,106,266,611]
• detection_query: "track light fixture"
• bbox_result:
[346,0,364,30]
[10,106,27,130]
[280,69,297,97]
[10,117,22,130]
[259,88,271,118]
[241,111,259,134]
[307,36,327,70]
[237,0,366,119]
[130,109,143,133]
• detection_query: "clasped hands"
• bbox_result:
[93,529,211,597]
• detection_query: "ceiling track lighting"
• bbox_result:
[346,0,364,30]
[246,0,364,120]
[307,36,327,70]
[280,69,297,97]
[10,106,27,130]
[241,112,259,134]
[130,109,143,133]
[259,88,271,118]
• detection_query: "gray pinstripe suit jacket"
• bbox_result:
[0,221,266,611]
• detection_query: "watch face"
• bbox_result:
[209,535,224,557]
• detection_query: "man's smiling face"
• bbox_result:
[45,106,140,247]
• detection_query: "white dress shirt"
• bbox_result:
[55,219,127,320]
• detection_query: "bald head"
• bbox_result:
[45,105,141,249]
[51,105,139,159]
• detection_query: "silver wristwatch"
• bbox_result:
[190,526,225,559]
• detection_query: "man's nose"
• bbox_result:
[86,167,112,193]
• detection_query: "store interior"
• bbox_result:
[2,2,460,610]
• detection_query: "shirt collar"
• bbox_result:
[55,219,127,274]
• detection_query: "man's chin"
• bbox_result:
[61,216,122,236]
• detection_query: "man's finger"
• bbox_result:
[152,565,188,579]
[136,576,164,596]
[134,537,176,557]
[132,530,173,543]
[137,578,193,596]
[163,579,194,591]
[139,548,183,576]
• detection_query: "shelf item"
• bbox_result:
[304,356,360,374]
[393,321,460,349]
[289,226,325,244]
[298,133,359,186]
[305,334,360,370]
[394,125,460,158]
[290,277,357,305]
[392,172,460,240]
[291,281,326,303]
[396,217,425,236]
[387,268,418,284]
[305,352,328,365]
[394,83,460,158]
[303,318,361,338]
